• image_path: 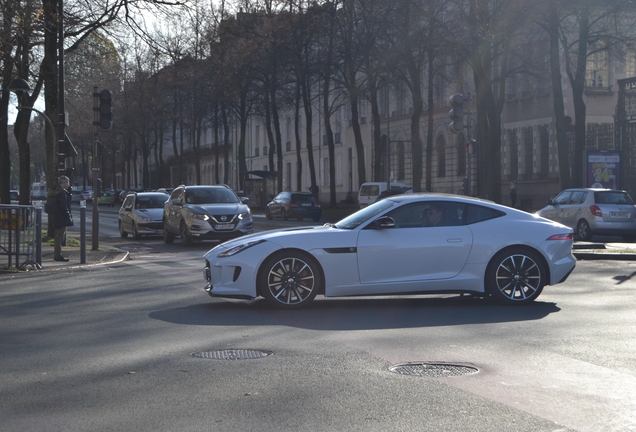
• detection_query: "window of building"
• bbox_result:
[523,127,534,180]
[508,129,519,180]
[539,125,550,176]
[437,135,446,177]
[586,49,609,88]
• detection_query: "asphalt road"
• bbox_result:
[2,227,636,431]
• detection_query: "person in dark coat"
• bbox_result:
[49,176,73,262]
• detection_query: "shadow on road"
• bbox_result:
[149,296,561,331]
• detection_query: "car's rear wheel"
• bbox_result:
[180,221,193,246]
[576,219,593,241]
[132,223,141,240]
[265,208,273,220]
[486,248,546,305]
[163,220,174,244]
[119,221,128,238]
[259,251,322,309]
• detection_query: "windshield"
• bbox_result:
[335,199,395,229]
[136,195,168,209]
[185,188,239,205]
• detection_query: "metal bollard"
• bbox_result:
[80,200,86,264]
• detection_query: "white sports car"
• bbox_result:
[203,194,576,308]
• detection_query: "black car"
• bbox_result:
[266,191,322,222]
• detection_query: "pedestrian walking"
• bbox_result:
[47,176,73,262]
[509,179,518,208]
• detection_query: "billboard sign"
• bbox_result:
[587,151,620,189]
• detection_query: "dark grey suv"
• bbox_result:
[163,185,253,245]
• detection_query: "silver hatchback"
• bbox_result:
[536,188,636,241]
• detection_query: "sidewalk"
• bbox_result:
[36,238,129,270]
[573,242,636,260]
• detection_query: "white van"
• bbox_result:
[358,182,410,208]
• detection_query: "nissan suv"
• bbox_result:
[163,185,253,245]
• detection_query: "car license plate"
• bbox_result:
[215,223,234,230]
[301,203,312,207]
[610,212,628,217]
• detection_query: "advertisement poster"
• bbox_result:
[587,151,620,189]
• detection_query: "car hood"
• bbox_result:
[186,203,246,214]
[207,225,355,254]
[135,208,163,220]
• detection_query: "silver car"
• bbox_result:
[536,188,636,241]
[119,192,168,239]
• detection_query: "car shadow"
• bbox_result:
[149,296,561,331]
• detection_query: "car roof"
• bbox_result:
[387,192,495,205]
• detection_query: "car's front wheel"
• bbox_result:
[259,251,322,309]
[486,248,546,305]
[265,208,273,220]
[180,221,193,246]
[119,221,128,238]
[163,220,175,244]
[577,219,593,241]
[132,223,141,240]
[282,208,289,221]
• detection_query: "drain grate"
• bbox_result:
[191,349,272,360]
[389,362,478,377]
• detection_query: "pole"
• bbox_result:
[386,80,390,191]
[80,201,86,263]
[57,0,65,175]
[92,87,100,250]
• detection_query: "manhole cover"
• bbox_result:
[389,362,478,377]
[191,349,272,360]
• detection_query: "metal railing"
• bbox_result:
[0,204,42,270]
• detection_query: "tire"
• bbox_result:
[282,208,289,221]
[180,221,193,246]
[576,219,593,241]
[163,221,175,244]
[259,251,322,309]
[486,248,546,305]
[119,221,128,238]
[132,222,141,240]
[265,208,273,220]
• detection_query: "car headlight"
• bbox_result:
[218,240,264,257]
[188,211,209,221]
[137,215,153,222]
[238,211,252,221]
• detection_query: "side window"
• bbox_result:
[570,191,587,204]
[123,196,133,209]
[464,204,505,225]
[552,191,572,205]
[386,201,465,228]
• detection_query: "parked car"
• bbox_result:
[163,185,253,246]
[374,186,417,203]
[536,188,636,241]
[265,191,322,222]
[203,193,576,309]
[358,182,410,208]
[119,192,168,239]
[10,190,19,204]
[99,190,116,207]
[156,187,174,195]
[70,190,84,204]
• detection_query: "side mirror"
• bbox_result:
[373,216,396,229]
[546,199,554,206]
[125,206,132,211]
[171,198,182,206]
[241,197,249,204]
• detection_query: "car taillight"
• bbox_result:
[314,203,321,208]
[290,203,298,207]
[546,233,574,241]
[590,205,602,217]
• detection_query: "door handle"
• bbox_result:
[447,238,463,243]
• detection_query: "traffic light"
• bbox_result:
[98,89,112,130]
[448,93,464,134]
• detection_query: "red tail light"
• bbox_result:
[547,233,574,241]
[290,203,299,207]
[590,205,602,217]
